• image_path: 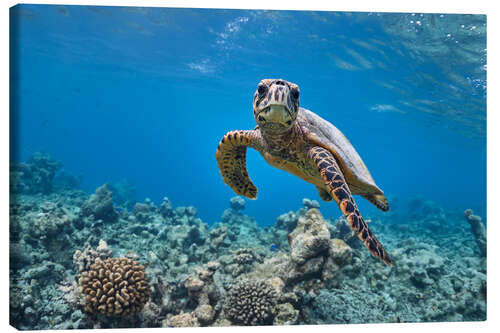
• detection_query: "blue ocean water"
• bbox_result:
[10,5,486,225]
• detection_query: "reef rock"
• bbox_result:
[166,313,199,327]
[328,238,352,266]
[184,262,220,318]
[107,180,137,210]
[464,209,486,257]
[275,211,299,232]
[302,198,320,210]
[288,208,330,265]
[10,152,61,194]
[229,196,245,211]
[193,304,215,325]
[159,197,174,218]
[287,256,325,284]
[81,184,118,222]
[274,302,299,325]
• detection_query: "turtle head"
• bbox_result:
[253,79,300,133]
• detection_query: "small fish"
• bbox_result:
[17,183,26,190]
[269,244,278,252]
[115,207,123,212]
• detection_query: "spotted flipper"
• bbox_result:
[363,193,389,212]
[216,130,262,199]
[308,146,392,266]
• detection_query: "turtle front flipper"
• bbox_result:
[308,146,392,266]
[216,130,262,199]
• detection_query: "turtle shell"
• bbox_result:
[300,108,384,195]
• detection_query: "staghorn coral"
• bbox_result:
[79,257,151,317]
[225,279,278,326]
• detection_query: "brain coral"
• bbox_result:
[79,257,151,316]
[225,279,277,325]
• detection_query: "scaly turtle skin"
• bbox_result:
[216,79,392,265]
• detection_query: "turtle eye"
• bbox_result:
[290,87,300,100]
[258,84,268,96]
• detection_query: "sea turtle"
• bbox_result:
[216,79,392,265]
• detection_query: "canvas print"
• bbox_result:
[9,4,486,329]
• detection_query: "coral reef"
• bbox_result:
[229,196,245,211]
[167,312,199,327]
[283,208,352,288]
[81,184,119,222]
[53,169,83,190]
[73,240,113,273]
[171,261,220,326]
[8,156,487,329]
[225,279,278,325]
[107,179,137,210]
[228,247,263,277]
[288,208,330,265]
[464,209,486,257]
[79,257,151,316]
[10,152,61,194]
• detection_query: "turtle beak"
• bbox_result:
[257,105,293,127]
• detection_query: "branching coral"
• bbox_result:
[225,279,277,326]
[231,248,263,277]
[79,257,151,316]
[73,240,112,273]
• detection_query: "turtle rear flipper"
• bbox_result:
[316,186,332,201]
[363,193,389,212]
[216,130,262,199]
[308,146,392,266]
